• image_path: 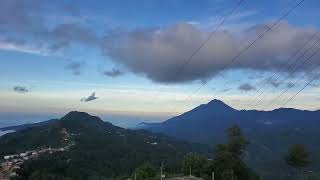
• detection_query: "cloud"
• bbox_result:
[0,40,48,55]
[220,88,231,92]
[103,22,318,84]
[286,82,295,88]
[0,0,50,54]
[51,23,99,45]
[238,83,256,92]
[266,77,296,89]
[65,61,86,75]
[0,0,45,32]
[13,86,29,93]
[265,77,282,88]
[198,10,257,34]
[81,92,98,102]
[48,41,70,52]
[0,0,100,55]
[103,68,124,78]
[1,1,319,85]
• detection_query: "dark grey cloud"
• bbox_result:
[13,86,29,93]
[266,77,296,89]
[238,83,256,92]
[103,22,319,84]
[65,61,86,75]
[81,92,98,102]
[103,68,124,78]
[265,77,282,88]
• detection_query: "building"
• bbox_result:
[19,153,26,157]
[4,156,12,160]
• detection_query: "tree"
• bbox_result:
[286,144,311,180]
[134,163,157,180]
[213,125,259,180]
[226,125,249,158]
[182,153,208,177]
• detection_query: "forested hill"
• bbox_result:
[140,99,320,179]
[0,111,210,179]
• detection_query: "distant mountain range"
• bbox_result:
[0,119,57,132]
[0,111,210,179]
[1,101,320,179]
[140,99,320,179]
[140,99,320,143]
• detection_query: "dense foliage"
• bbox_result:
[182,153,208,177]
[286,144,311,168]
[3,111,318,180]
[285,144,311,180]
[0,124,63,157]
[212,125,258,180]
[0,111,210,179]
[180,125,259,180]
[133,163,158,180]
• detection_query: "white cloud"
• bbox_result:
[0,41,48,56]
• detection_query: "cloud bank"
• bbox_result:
[1,0,319,85]
[104,22,319,84]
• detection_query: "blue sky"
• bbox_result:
[1,0,320,127]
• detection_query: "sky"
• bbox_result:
[1,0,320,127]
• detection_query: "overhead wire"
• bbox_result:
[166,0,307,115]
[238,32,318,110]
[263,45,320,110]
[248,35,320,109]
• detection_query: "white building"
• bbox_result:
[4,155,13,160]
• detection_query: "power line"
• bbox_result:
[239,32,318,110]
[150,0,246,103]
[263,45,320,110]
[281,68,320,107]
[174,0,307,108]
[174,0,245,80]
[248,35,320,109]
[136,0,247,119]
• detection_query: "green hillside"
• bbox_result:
[0,111,210,179]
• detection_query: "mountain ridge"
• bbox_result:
[142,99,320,128]
[0,111,211,179]
[140,99,320,180]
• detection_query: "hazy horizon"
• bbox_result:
[1,0,320,127]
